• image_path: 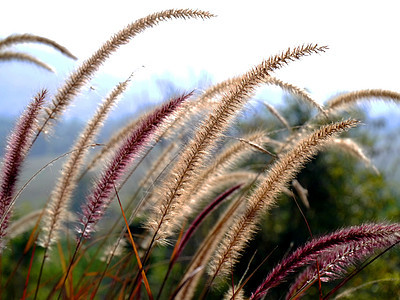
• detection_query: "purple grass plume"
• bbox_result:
[77,92,193,239]
[285,234,399,299]
[0,90,47,249]
[250,223,400,300]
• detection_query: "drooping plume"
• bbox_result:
[326,89,400,111]
[329,138,379,174]
[38,9,214,136]
[0,33,77,59]
[0,33,76,73]
[263,76,325,115]
[0,51,54,72]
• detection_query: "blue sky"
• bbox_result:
[1,0,400,119]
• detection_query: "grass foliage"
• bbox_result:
[1,9,400,299]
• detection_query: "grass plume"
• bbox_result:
[78,92,192,239]
[251,223,400,299]
[0,33,77,59]
[263,102,292,132]
[0,51,54,72]
[0,90,46,250]
[2,9,400,299]
[264,76,326,115]
[209,119,359,279]
[146,44,328,246]
[39,77,131,249]
[329,138,379,174]
[326,89,400,111]
[38,9,214,136]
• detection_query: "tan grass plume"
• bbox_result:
[39,78,131,249]
[0,51,54,72]
[145,44,328,245]
[292,179,309,209]
[178,132,267,210]
[162,78,242,141]
[263,102,292,132]
[208,119,359,279]
[326,89,400,111]
[0,33,77,59]
[38,9,214,136]
[264,76,326,115]
[330,137,379,174]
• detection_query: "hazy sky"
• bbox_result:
[2,0,400,104]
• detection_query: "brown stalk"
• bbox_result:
[114,185,153,300]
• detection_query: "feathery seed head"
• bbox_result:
[39,79,131,249]
[208,119,359,279]
[327,89,400,111]
[146,43,328,246]
[78,92,192,239]
[0,90,46,249]
[0,51,55,72]
[251,222,400,299]
[38,9,214,135]
[0,33,77,59]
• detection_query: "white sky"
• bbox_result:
[2,0,400,103]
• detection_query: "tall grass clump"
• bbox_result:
[1,9,400,299]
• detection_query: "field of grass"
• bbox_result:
[1,9,400,299]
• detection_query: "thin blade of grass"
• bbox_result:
[170,221,186,264]
[291,192,323,299]
[73,284,92,300]
[114,184,153,300]
[169,266,204,300]
[156,222,187,300]
[230,246,278,300]
[22,241,36,300]
[56,241,71,299]
[129,282,141,300]
[24,224,41,254]
[85,272,122,282]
